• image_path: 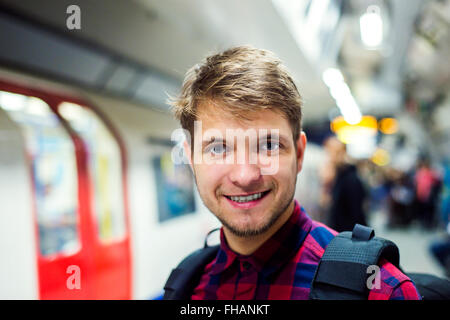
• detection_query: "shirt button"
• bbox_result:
[242,262,251,270]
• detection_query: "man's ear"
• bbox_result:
[296,131,307,173]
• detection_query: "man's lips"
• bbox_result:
[223,190,271,197]
[222,190,271,203]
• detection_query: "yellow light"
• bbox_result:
[330,116,347,133]
[379,118,398,135]
[371,148,390,166]
[358,115,378,130]
[331,115,377,132]
[330,115,378,144]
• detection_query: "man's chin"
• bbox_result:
[223,224,269,238]
[219,196,294,239]
[219,213,280,238]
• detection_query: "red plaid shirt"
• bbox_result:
[191,201,421,300]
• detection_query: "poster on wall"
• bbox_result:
[152,151,196,222]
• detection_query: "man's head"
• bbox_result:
[171,46,303,144]
[170,46,306,239]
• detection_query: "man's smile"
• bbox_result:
[222,189,272,208]
[223,190,271,202]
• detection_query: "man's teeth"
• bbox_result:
[229,192,264,203]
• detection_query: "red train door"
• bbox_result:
[55,100,131,300]
[0,80,131,299]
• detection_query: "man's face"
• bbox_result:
[184,103,306,238]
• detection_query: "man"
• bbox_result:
[167,46,420,300]
[323,136,368,232]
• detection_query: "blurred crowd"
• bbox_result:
[318,136,450,278]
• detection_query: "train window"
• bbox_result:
[0,91,80,256]
[59,102,126,242]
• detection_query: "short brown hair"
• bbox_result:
[169,45,303,142]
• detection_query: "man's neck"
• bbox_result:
[223,200,295,256]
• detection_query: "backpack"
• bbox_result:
[163,224,450,300]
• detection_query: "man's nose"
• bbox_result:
[228,163,262,188]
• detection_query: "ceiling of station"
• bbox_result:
[0,0,448,127]
[0,0,332,123]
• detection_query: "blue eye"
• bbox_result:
[207,143,227,155]
[260,140,280,152]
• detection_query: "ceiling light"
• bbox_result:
[360,5,383,47]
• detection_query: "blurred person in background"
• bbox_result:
[323,136,368,232]
[361,164,392,218]
[439,159,450,228]
[429,159,450,278]
[386,168,415,229]
[413,157,442,229]
[429,226,450,278]
[318,154,336,221]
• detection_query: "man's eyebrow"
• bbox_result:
[202,137,224,148]
[258,132,287,143]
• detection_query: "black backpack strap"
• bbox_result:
[407,273,450,300]
[163,245,220,300]
[309,224,400,300]
[163,228,221,300]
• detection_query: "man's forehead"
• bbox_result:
[196,101,290,132]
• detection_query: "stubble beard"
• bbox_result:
[218,192,294,238]
[195,175,297,239]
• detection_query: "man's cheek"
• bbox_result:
[260,155,279,176]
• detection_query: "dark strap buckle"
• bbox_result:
[351,224,375,241]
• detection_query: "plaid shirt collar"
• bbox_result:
[211,200,312,277]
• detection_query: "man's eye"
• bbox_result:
[260,140,280,152]
[207,144,227,155]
